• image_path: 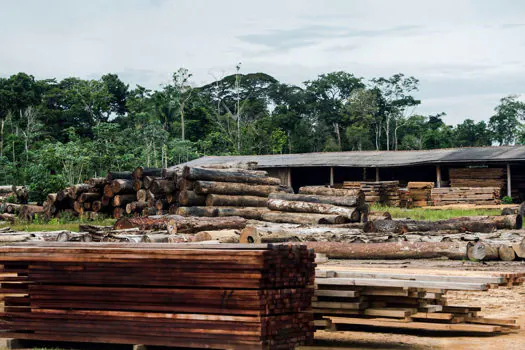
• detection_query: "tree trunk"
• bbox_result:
[183,166,280,185]
[261,211,347,225]
[467,241,500,261]
[113,207,124,219]
[132,180,142,192]
[304,241,467,259]
[71,184,93,198]
[18,205,44,222]
[78,192,101,203]
[56,231,92,242]
[299,186,363,197]
[449,215,522,230]
[150,179,176,194]
[112,194,137,207]
[4,203,21,214]
[363,220,408,234]
[112,179,134,194]
[155,199,169,211]
[194,180,292,196]
[142,233,175,243]
[103,184,114,198]
[114,215,247,234]
[178,190,206,206]
[206,194,267,207]
[143,176,160,190]
[88,177,107,188]
[176,206,219,217]
[512,237,525,258]
[193,229,240,243]
[365,219,498,234]
[132,167,163,180]
[268,192,365,208]
[267,198,361,221]
[91,201,103,212]
[215,207,271,220]
[498,245,516,261]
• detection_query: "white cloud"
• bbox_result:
[1,0,524,124]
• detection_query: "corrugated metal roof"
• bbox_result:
[181,146,525,168]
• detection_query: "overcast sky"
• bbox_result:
[1,0,524,124]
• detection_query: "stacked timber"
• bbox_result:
[176,166,291,220]
[449,168,505,190]
[0,242,315,349]
[356,181,400,207]
[431,187,501,206]
[314,268,522,335]
[263,186,368,225]
[407,182,434,207]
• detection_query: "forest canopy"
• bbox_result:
[1,69,525,202]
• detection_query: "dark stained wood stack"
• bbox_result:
[407,182,434,207]
[0,242,315,350]
[176,166,292,220]
[314,268,522,334]
[431,187,501,205]
[449,168,505,190]
[359,181,400,207]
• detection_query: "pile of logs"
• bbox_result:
[431,187,501,205]
[0,186,28,204]
[175,166,290,220]
[407,182,434,207]
[449,168,505,190]
[0,242,315,349]
[314,267,522,335]
[262,186,368,225]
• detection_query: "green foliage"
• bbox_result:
[372,205,501,221]
[502,196,514,204]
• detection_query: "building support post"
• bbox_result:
[363,168,367,181]
[330,167,334,187]
[436,165,442,188]
[375,168,380,182]
[507,163,512,198]
[286,168,292,188]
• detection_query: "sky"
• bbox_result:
[1,0,524,125]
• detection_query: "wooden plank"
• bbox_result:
[316,278,489,291]
[363,308,417,318]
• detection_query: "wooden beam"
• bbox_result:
[507,163,511,197]
[436,165,442,188]
[330,167,334,186]
[375,168,380,182]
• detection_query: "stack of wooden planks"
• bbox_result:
[449,168,505,190]
[0,242,315,350]
[431,187,501,205]
[407,182,434,207]
[314,268,522,334]
[176,166,290,220]
[350,181,400,207]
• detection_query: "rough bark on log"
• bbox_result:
[168,216,247,234]
[194,181,292,196]
[449,215,522,230]
[126,201,148,214]
[206,194,267,207]
[178,178,195,191]
[155,199,169,211]
[467,241,499,261]
[18,205,44,222]
[101,196,111,207]
[303,241,468,259]
[112,179,134,194]
[105,171,133,181]
[215,207,271,220]
[78,192,101,203]
[56,231,92,242]
[136,189,147,202]
[142,233,174,243]
[47,193,57,204]
[183,166,280,185]
[150,179,176,194]
[178,190,206,206]
[71,184,93,198]
[364,220,409,234]
[113,207,124,219]
[364,219,498,234]
[162,168,178,180]
[268,192,365,208]
[56,189,71,202]
[498,245,516,261]
[87,177,107,188]
[298,186,363,197]
[176,206,219,217]
[513,237,525,258]
[261,211,347,225]
[132,166,163,179]
[4,203,21,214]
[91,201,102,212]
[193,229,240,243]
[113,194,137,207]
[267,198,361,221]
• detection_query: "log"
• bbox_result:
[78,192,101,203]
[162,168,178,180]
[71,184,93,198]
[112,179,134,194]
[240,227,302,244]
[176,207,219,217]
[512,237,525,258]
[450,215,522,230]
[4,203,21,214]
[150,179,176,194]
[132,166,163,179]
[0,213,16,223]
[103,184,114,197]
[142,233,174,243]
[47,193,57,204]
[467,241,499,261]
[136,189,147,202]
[267,198,361,221]
[261,211,347,225]
[114,215,247,234]
[215,207,271,220]
[83,202,92,210]
[87,177,107,188]
[364,219,498,234]
[194,181,292,196]
[18,205,44,222]
[498,245,516,261]
[183,166,280,185]
[113,194,137,207]
[91,201,103,212]
[178,178,195,191]
[268,192,365,208]
[143,176,160,190]
[303,241,468,259]
[155,199,169,211]
[126,201,148,214]
[101,196,112,207]
[299,186,363,197]
[56,231,92,242]
[193,229,240,243]
[132,180,142,192]
[205,194,268,207]
[105,171,133,181]
[364,220,408,234]
[113,207,124,219]
[0,185,22,193]
[178,190,206,206]
[56,189,71,202]
[102,234,144,243]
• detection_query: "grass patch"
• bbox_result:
[0,218,116,232]
[371,205,502,221]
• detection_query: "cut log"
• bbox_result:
[101,196,111,207]
[114,215,247,234]
[132,180,142,192]
[105,171,133,181]
[261,211,347,225]
[183,166,280,185]
[18,205,44,222]
[113,194,137,207]
[142,233,173,243]
[113,207,124,219]
[71,184,93,198]
[450,215,522,230]
[56,189,71,202]
[103,184,114,198]
[178,190,206,206]
[91,201,103,212]
[364,219,498,234]
[193,229,240,243]
[143,176,160,190]
[4,203,21,214]
[512,237,525,258]
[267,198,361,221]
[150,179,176,194]
[364,220,408,234]
[47,193,57,204]
[83,202,91,210]
[155,199,169,211]
[162,168,178,180]
[56,231,92,242]
[299,186,363,197]
[498,245,516,261]
[194,181,292,196]
[206,194,267,207]
[176,206,219,217]
[215,207,271,220]
[136,189,147,202]
[112,179,134,194]
[126,201,148,214]
[132,166,163,179]
[87,177,107,188]
[0,213,16,223]
[268,192,365,208]
[78,192,101,203]
[467,241,500,261]
[303,241,468,260]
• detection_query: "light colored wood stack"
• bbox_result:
[449,168,505,190]
[360,181,400,207]
[431,187,501,206]
[314,268,522,335]
[407,182,434,207]
[398,188,412,208]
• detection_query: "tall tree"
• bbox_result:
[489,95,525,145]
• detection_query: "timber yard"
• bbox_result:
[1,146,525,350]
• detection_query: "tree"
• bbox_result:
[454,119,491,147]
[168,68,193,140]
[489,95,525,145]
[344,88,378,150]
